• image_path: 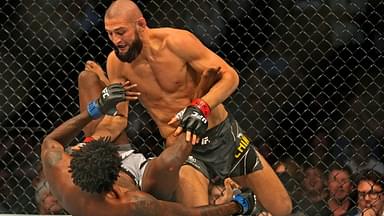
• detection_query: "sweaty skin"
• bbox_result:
[91,1,292,215]
[104,29,233,140]
[92,1,237,143]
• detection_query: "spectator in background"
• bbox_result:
[294,164,331,215]
[274,157,304,216]
[327,164,355,216]
[348,170,384,216]
[274,156,303,194]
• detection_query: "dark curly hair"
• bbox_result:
[69,137,122,193]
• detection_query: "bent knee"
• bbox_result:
[269,197,292,216]
[78,70,101,85]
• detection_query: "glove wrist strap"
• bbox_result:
[191,98,211,117]
[232,193,249,215]
[83,136,95,143]
[87,101,103,119]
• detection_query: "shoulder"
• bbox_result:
[158,28,207,59]
[162,28,200,47]
[107,51,122,68]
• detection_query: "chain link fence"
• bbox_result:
[1,0,383,214]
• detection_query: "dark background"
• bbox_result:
[1,0,383,213]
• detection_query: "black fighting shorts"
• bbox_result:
[185,114,263,183]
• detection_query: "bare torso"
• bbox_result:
[112,28,228,138]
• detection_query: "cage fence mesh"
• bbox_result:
[1,0,383,214]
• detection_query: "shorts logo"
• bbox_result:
[234,133,250,159]
[119,150,135,159]
[200,136,210,145]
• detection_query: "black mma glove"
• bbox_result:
[232,188,257,215]
[87,83,126,119]
[179,98,211,137]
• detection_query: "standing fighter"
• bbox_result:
[77,60,222,200]
[91,0,292,214]
[40,81,256,216]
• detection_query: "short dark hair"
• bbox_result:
[328,163,353,177]
[357,169,384,188]
[69,137,122,193]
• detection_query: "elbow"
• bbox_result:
[226,68,239,92]
[269,196,292,216]
[41,138,48,152]
[40,137,52,155]
[233,72,239,89]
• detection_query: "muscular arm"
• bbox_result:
[66,190,242,216]
[169,30,239,109]
[125,191,242,216]
[42,111,92,151]
[154,200,241,216]
[40,111,93,203]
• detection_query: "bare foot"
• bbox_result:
[85,60,110,85]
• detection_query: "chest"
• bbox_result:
[125,49,195,94]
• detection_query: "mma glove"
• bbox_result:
[232,188,257,215]
[178,98,211,137]
[87,83,126,119]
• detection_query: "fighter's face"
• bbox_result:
[105,19,143,63]
[113,30,142,63]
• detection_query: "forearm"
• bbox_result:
[45,111,92,146]
[201,67,239,109]
[91,115,127,141]
[160,135,192,168]
[155,200,241,216]
[193,202,241,216]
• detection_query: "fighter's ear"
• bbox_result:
[136,17,146,31]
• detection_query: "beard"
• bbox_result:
[114,32,143,63]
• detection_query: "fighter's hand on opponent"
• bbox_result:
[214,178,241,205]
[168,67,221,144]
[169,98,211,145]
[87,81,140,119]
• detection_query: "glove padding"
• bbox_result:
[87,83,126,119]
[232,188,257,215]
[179,105,208,137]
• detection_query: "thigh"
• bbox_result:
[233,151,292,216]
[78,70,105,136]
[175,165,210,207]
[78,69,129,144]
[141,157,178,201]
